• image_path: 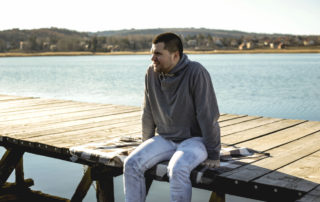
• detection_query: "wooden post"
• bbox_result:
[0,149,24,186]
[71,166,93,202]
[96,176,114,202]
[15,158,24,186]
[209,191,226,202]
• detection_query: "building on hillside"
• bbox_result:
[238,41,253,50]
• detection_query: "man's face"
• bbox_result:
[151,42,177,73]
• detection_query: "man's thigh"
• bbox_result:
[125,135,176,171]
[168,137,208,173]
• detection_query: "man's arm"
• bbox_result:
[142,73,155,141]
[193,66,221,161]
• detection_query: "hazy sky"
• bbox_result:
[1,0,319,35]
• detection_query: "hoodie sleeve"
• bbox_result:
[193,66,221,160]
[142,71,156,141]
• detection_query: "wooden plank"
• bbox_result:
[61,131,142,148]
[0,149,24,186]
[9,113,140,140]
[221,117,283,136]
[2,111,141,139]
[220,131,320,182]
[0,105,139,127]
[0,99,74,112]
[0,95,21,100]
[254,150,320,193]
[30,119,141,146]
[0,103,114,122]
[0,96,35,102]
[221,119,305,145]
[296,185,320,202]
[218,114,247,122]
[235,121,320,151]
[0,101,89,115]
[0,107,138,134]
[219,116,261,128]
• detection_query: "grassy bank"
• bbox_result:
[0,49,320,57]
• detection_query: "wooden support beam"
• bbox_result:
[15,158,24,186]
[209,191,226,202]
[71,166,93,202]
[96,177,115,202]
[0,149,24,186]
[0,179,34,194]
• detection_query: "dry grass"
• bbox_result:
[0,49,319,57]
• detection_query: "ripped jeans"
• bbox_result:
[123,135,208,202]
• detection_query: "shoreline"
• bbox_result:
[0,49,320,57]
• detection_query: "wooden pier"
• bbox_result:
[0,94,319,201]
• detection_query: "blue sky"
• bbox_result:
[1,0,319,35]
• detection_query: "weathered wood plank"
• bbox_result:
[219,116,261,128]
[235,121,320,151]
[0,101,90,115]
[4,111,141,140]
[32,119,141,147]
[19,118,141,142]
[221,119,305,145]
[0,98,66,110]
[254,150,320,193]
[218,114,247,122]
[61,131,142,148]
[221,117,283,136]
[0,106,139,127]
[0,96,35,102]
[0,104,114,122]
[221,131,320,182]
[296,185,320,202]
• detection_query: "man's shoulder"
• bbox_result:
[187,60,208,75]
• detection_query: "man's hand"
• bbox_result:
[201,159,220,168]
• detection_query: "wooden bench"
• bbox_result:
[0,95,319,201]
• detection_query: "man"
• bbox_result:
[124,32,221,202]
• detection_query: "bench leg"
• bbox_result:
[96,176,114,202]
[71,166,93,202]
[15,158,25,186]
[209,191,226,202]
[0,149,24,186]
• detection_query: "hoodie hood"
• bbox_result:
[169,54,189,75]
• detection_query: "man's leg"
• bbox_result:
[123,135,176,202]
[167,137,208,202]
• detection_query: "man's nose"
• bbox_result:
[151,54,156,61]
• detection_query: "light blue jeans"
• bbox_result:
[123,135,208,202]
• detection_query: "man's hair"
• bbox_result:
[152,32,183,58]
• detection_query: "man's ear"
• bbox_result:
[173,51,180,61]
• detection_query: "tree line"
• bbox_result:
[0,28,319,53]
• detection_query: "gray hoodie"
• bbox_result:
[142,54,221,160]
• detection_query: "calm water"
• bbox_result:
[0,54,319,201]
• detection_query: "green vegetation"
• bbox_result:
[0,27,319,53]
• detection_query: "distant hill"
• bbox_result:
[92,28,290,38]
[0,27,89,41]
[0,27,318,52]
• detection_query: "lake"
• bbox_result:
[0,53,319,201]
